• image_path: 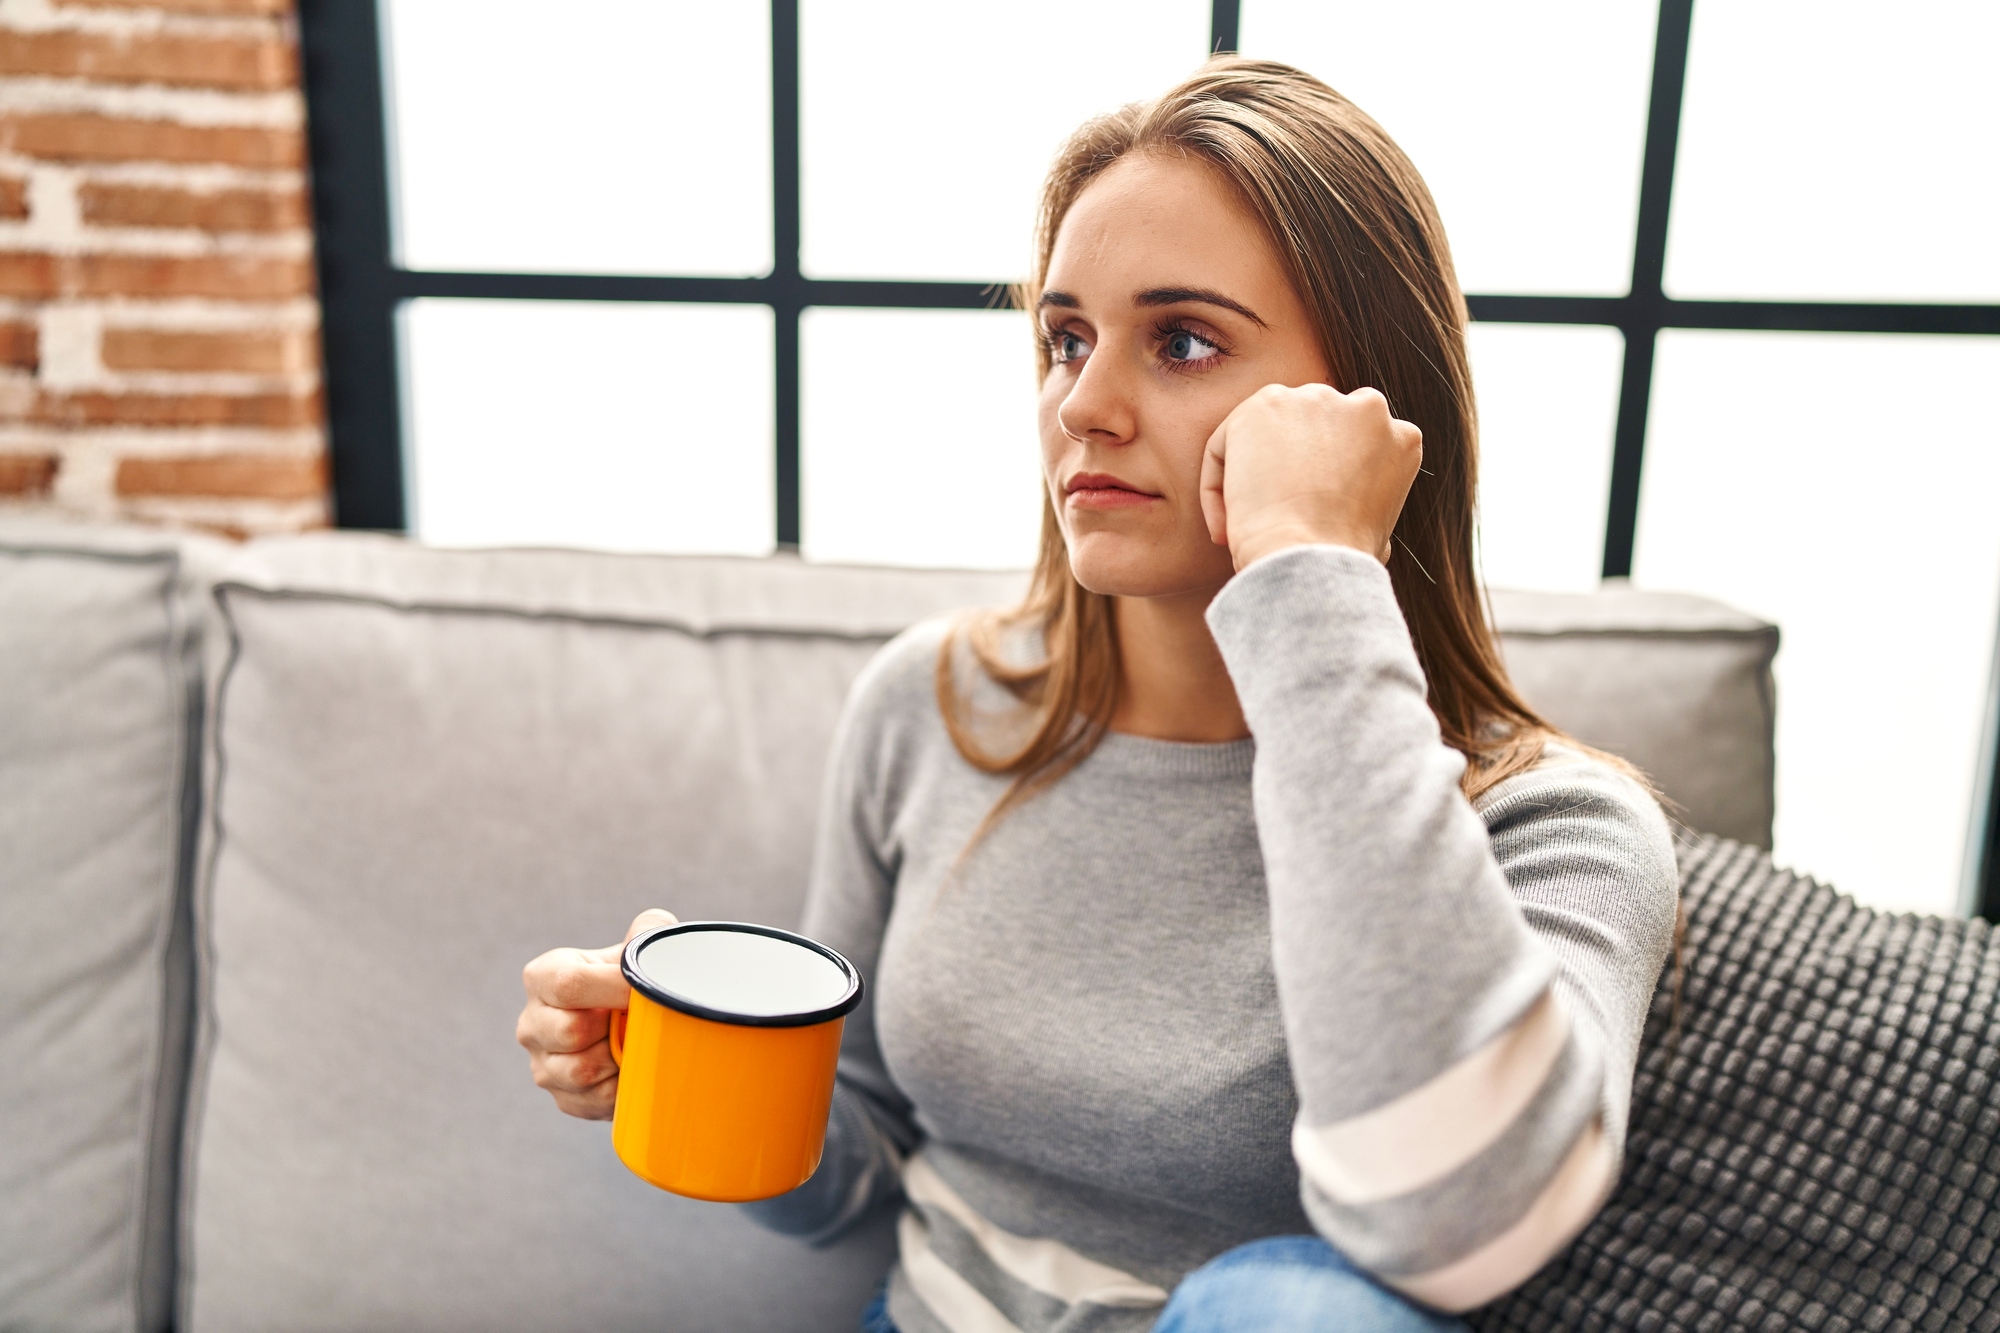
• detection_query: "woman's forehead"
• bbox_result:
[1045,153,1291,312]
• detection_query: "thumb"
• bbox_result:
[621,907,678,946]
[584,908,678,966]
[581,910,678,1010]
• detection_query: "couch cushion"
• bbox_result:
[1493,582,1778,848]
[0,518,221,1333]
[181,535,1024,1333]
[1475,835,2000,1332]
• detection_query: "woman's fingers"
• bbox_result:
[531,1042,618,1098]
[1210,381,1422,571]
[523,945,626,1012]
[1200,416,1231,547]
[532,1040,616,1112]
[518,984,619,1121]
[516,995,610,1055]
[547,1073,619,1122]
[520,909,677,1121]
[1390,415,1424,458]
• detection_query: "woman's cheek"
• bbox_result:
[1036,386,1071,476]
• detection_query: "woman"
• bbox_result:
[517,57,1677,1333]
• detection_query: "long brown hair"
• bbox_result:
[937,56,1579,829]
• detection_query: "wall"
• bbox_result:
[0,0,324,536]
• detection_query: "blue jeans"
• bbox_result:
[1154,1236,1469,1332]
[860,1281,895,1333]
[861,1235,1469,1332]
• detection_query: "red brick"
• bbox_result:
[0,253,56,295]
[58,0,289,14]
[102,325,314,374]
[79,181,308,232]
[79,253,316,300]
[0,453,58,494]
[0,320,35,370]
[0,251,314,300]
[0,176,25,220]
[0,113,303,168]
[116,450,323,498]
[34,388,320,428]
[0,28,295,92]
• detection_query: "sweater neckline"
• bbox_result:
[1085,730,1256,780]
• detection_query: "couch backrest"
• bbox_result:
[1493,581,1778,849]
[0,520,224,1333]
[178,535,1027,1333]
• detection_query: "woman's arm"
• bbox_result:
[1207,545,1677,1310]
[740,633,930,1245]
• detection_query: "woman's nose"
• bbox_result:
[1055,346,1138,446]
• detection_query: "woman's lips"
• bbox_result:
[1065,473,1161,511]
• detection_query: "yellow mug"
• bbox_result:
[607,921,862,1202]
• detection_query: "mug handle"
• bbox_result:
[607,1007,627,1066]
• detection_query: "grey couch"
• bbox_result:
[5,515,1981,1333]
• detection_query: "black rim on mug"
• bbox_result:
[621,921,864,1029]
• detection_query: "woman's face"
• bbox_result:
[1038,150,1331,600]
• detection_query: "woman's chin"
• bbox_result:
[1065,534,1234,601]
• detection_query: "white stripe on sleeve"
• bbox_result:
[1387,1118,1617,1312]
[1291,988,1571,1205]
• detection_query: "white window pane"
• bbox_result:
[1469,323,1622,592]
[800,1,1210,282]
[381,1,770,276]
[1242,1,1655,296]
[802,309,1040,568]
[1665,1,2000,301]
[1633,331,2000,915]
[403,299,774,555]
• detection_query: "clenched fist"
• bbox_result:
[1199,383,1422,571]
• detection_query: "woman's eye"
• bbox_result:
[1050,331,1088,363]
[1163,329,1221,363]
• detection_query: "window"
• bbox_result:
[299,0,2000,916]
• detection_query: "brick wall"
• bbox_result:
[0,0,325,536]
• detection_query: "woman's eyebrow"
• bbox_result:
[1037,291,1081,310]
[1135,287,1267,327]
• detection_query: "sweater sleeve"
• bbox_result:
[739,633,930,1246]
[1205,545,1678,1311]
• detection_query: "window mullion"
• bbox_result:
[1601,0,1695,579]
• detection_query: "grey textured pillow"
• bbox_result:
[1492,583,1779,848]
[1476,836,2000,1332]
[0,520,221,1333]
[180,536,1023,1333]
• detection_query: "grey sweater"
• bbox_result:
[746,546,1678,1332]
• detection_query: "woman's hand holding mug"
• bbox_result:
[517,908,678,1121]
[1199,382,1423,571]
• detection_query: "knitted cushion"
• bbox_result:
[1475,836,2000,1333]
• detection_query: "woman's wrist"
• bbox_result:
[1229,520,1384,571]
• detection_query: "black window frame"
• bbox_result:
[298,0,2000,913]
